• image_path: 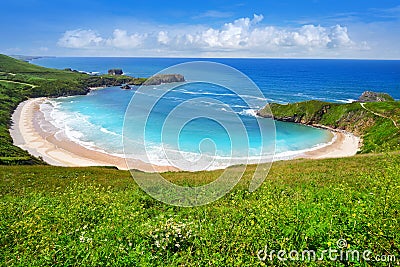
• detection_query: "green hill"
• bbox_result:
[257,100,400,153]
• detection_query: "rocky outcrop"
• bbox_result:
[144,74,185,85]
[108,69,123,75]
[120,84,131,90]
[357,91,394,102]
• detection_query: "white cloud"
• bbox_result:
[157,31,170,45]
[327,25,353,48]
[193,10,234,19]
[159,15,357,52]
[105,29,146,49]
[58,29,103,48]
[57,14,368,57]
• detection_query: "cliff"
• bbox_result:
[357,91,394,102]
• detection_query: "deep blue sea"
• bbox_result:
[32,57,400,170]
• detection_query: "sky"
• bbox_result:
[1,0,400,59]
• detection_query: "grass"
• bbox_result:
[363,101,400,126]
[0,153,399,266]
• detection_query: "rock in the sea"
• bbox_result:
[144,74,185,85]
[108,69,123,75]
[120,84,131,90]
[358,91,394,102]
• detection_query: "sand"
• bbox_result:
[299,129,360,160]
[9,98,178,172]
[9,98,361,172]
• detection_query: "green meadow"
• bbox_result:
[0,54,399,266]
[1,155,399,266]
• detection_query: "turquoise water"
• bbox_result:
[40,79,332,170]
[32,58,400,170]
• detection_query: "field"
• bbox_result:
[1,154,399,266]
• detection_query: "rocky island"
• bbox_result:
[108,69,123,75]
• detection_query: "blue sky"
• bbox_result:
[1,0,400,58]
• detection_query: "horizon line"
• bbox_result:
[5,53,400,61]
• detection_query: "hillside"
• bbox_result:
[0,54,145,164]
[257,100,400,153]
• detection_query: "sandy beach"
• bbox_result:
[299,129,360,160]
[9,98,179,172]
[10,98,361,172]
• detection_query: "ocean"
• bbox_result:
[32,58,400,170]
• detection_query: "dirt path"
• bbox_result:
[0,79,37,88]
[360,102,398,129]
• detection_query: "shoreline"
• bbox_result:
[10,98,361,172]
[297,128,360,160]
[9,98,179,172]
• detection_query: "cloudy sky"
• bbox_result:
[1,0,400,59]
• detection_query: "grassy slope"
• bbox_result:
[258,100,400,153]
[0,54,143,164]
[0,54,95,163]
[0,154,399,266]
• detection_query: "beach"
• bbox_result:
[299,129,360,160]
[9,98,179,172]
[10,98,361,172]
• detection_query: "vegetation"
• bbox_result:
[1,153,399,266]
[258,100,400,153]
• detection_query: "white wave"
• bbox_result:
[130,130,336,171]
[238,109,259,118]
[337,99,356,103]
[40,99,123,154]
[176,88,236,97]
[100,127,121,137]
